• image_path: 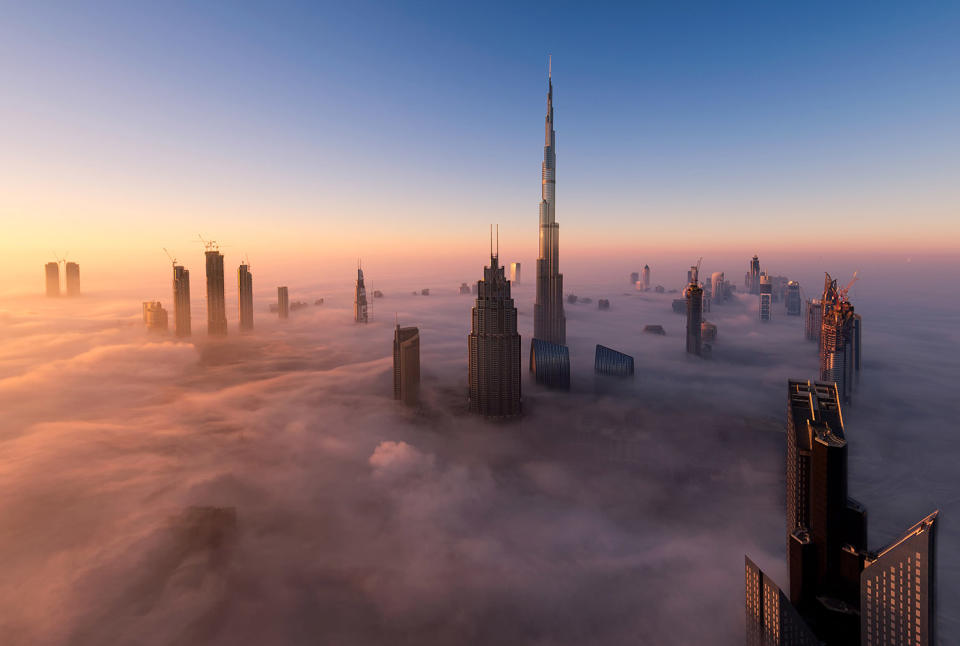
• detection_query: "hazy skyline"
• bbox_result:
[2,1,959,296]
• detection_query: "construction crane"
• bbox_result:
[163,248,177,266]
[198,234,219,252]
[838,271,859,301]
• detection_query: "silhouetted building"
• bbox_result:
[745,379,939,645]
[65,262,80,297]
[529,338,570,390]
[641,264,650,291]
[355,266,368,323]
[861,511,938,646]
[630,271,640,285]
[819,274,860,404]
[786,281,802,316]
[745,556,821,646]
[746,255,761,294]
[686,268,703,356]
[711,271,725,305]
[142,301,168,332]
[598,298,610,310]
[594,344,633,377]
[760,274,773,322]
[205,249,227,336]
[238,264,253,331]
[393,323,420,406]
[805,299,823,343]
[567,294,578,304]
[643,324,665,335]
[44,262,59,297]
[459,282,471,295]
[534,63,566,345]
[654,285,665,294]
[373,289,383,298]
[468,237,521,417]
[672,298,686,314]
[701,321,717,344]
[510,262,521,284]
[421,288,430,296]
[277,286,289,319]
[172,264,191,337]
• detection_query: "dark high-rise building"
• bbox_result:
[468,238,521,418]
[594,344,634,378]
[355,266,368,323]
[172,264,191,337]
[44,262,60,297]
[277,286,289,319]
[630,271,640,285]
[529,338,570,390]
[747,380,939,645]
[746,255,761,294]
[745,556,821,646]
[641,264,651,291]
[64,262,80,297]
[686,268,703,356]
[393,323,420,406]
[205,249,227,336]
[805,299,823,343]
[534,61,566,346]
[786,281,802,316]
[861,511,938,646]
[238,264,253,331]
[760,274,773,321]
[819,274,860,404]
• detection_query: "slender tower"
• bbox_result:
[354,263,368,323]
[534,57,566,345]
[205,247,227,336]
[172,263,191,337]
[238,264,253,331]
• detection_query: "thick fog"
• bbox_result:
[0,265,956,645]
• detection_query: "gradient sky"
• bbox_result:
[1,1,958,293]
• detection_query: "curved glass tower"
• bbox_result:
[534,62,566,345]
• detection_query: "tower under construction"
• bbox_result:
[238,264,253,331]
[205,246,227,336]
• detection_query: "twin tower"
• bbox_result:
[468,64,566,418]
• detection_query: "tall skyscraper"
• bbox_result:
[760,274,772,321]
[64,262,80,297]
[786,281,802,316]
[142,301,168,331]
[172,264,191,337]
[819,274,860,404]
[393,323,420,406]
[641,264,651,291]
[238,264,253,331]
[510,262,521,284]
[44,262,59,297]
[686,267,703,356]
[534,61,566,346]
[861,511,938,646]
[468,234,521,418]
[805,299,823,342]
[746,255,761,294]
[205,248,227,336]
[355,265,368,323]
[711,271,725,304]
[746,380,939,645]
[277,286,289,319]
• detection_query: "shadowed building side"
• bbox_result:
[393,324,420,406]
[529,338,570,390]
[745,556,821,646]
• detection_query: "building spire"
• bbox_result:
[548,54,552,80]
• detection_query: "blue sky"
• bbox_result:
[1,1,958,289]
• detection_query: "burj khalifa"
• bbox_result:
[534,60,566,345]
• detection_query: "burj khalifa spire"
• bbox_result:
[534,57,566,346]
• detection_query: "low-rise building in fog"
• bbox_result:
[643,324,666,335]
[529,338,570,390]
[598,299,610,310]
[594,344,633,378]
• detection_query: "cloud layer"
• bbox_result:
[0,280,955,645]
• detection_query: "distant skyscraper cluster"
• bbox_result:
[393,322,420,406]
[468,235,521,418]
[819,273,861,404]
[534,63,566,347]
[745,380,938,645]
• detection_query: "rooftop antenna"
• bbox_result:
[489,224,493,258]
[496,224,499,259]
[548,54,552,79]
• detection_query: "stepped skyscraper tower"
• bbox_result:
[534,59,566,345]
